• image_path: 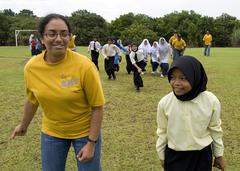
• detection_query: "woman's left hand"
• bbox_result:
[77,142,95,162]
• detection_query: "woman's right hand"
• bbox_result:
[10,124,27,139]
[138,68,142,73]
[213,156,225,171]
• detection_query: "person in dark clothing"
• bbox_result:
[102,37,121,80]
[88,38,101,70]
[125,44,133,74]
[129,44,145,91]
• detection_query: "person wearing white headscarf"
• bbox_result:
[150,41,160,74]
[159,37,171,77]
[138,39,151,72]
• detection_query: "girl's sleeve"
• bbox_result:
[129,52,136,64]
[83,66,105,107]
[102,45,107,59]
[209,97,224,157]
[156,100,168,161]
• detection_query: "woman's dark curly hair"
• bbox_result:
[38,13,72,38]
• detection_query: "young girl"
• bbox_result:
[102,37,121,80]
[150,41,160,74]
[129,43,145,91]
[138,39,151,72]
[156,56,225,171]
[125,44,133,74]
[158,37,171,77]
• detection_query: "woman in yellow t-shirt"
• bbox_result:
[11,13,105,171]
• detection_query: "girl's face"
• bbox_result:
[160,39,164,44]
[131,45,137,51]
[107,39,113,44]
[42,18,70,57]
[144,40,148,45]
[170,68,192,96]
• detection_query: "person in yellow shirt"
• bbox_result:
[203,31,213,56]
[11,13,105,171]
[156,56,225,171]
[68,33,77,51]
[172,34,186,61]
[168,30,178,47]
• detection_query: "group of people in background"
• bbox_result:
[85,29,213,92]
[12,13,224,171]
[28,34,42,56]
[97,34,185,91]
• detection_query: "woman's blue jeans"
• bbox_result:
[204,45,211,56]
[41,132,101,171]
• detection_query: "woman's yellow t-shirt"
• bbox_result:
[24,49,105,139]
[203,34,212,45]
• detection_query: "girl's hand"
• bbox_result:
[138,68,142,73]
[160,160,164,168]
[213,156,225,171]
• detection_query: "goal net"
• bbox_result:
[15,29,38,46]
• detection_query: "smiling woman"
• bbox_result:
[38,14,71,63]
[11,13,105,171]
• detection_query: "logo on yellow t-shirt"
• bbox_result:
[60,74,80,88]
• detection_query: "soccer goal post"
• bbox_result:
[15,29,38,46]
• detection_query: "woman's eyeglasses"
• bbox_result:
[44,31,70,39]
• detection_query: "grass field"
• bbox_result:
[0,46,240,171]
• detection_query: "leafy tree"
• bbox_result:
[231,28,240,47]
[0,8,240,47]
[8,15,39,45]
[18,9,35,17]
[214,13,238,47]
[69,10,108,45]
[120,23,158,45]
[0,13,11,45]
[134,14,155,30]
[109,13,155,40]
[152,17,166,37]
[2,9,15,16]
[109,13,135,37]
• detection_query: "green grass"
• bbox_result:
[0,46,240,170]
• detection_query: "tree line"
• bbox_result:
[1,9,240,47]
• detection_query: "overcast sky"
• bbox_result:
[0,0,239,22]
